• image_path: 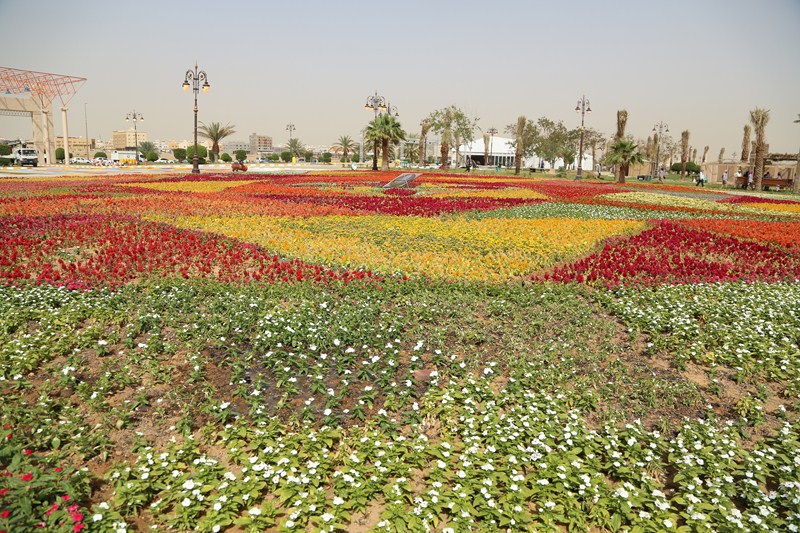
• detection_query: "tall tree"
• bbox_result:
[138,141,157,159]
[533,117,570,170]
[692,148,697,164]
[505,116,538,175]
[483,132,490,165]
[198,122,236,162]
[419,120,431,166]
[718,147,725,163]
[366,114,406,171]
[614,110,629,182]
[287,138,304,159]
[680,130,690,176]
[331,135,356,162]
[427,106,476,169]
[605,139,645,182]
[702,145,709,163]
[741,125,751,162]
[404,134,420,163]
[750,108,770,191]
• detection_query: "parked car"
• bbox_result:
[156,158,171,164]
[70,157,91,164]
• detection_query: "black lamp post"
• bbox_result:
[652,121,669,181]
[182,64,209,174]
[125,110,143,165]
[574,95,591,180]
[364,91,387,171]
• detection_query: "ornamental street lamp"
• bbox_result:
[652,121,669,182]
[364,91,388,171]
[84,103,90,159]
[574,95,591,180]
[182,63,210,174]
[487,127,497,167]
[125,110,143,165]
[286,123,295,141]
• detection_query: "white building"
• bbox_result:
[453,135,594,170]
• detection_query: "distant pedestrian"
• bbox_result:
[658,167,665,183]
[722,169,728,187]
[466,159,472,173]
[747,170,754,190]
[735,168,742,187]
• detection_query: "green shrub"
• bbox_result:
[221,153,232,163]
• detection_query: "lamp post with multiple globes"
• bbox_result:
[125,110,143,165]
[182,64,210,174]
[574,95,591,180]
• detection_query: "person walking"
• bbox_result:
[722,169,728,187]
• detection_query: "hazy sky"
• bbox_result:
[1,0,799,154]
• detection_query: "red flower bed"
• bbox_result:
[0,215,380,289]
[718,195,800,205]
[678,218,800,249]
[245,193,545,216]
[534,220,800,287]
[527,180,624,200]
[382,188,417,196]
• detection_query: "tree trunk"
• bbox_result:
[372,140,379,171]
[483,133,490,165]
[718,147,725,163]
[741,125,751,162]
[381,138,390,171]
[419,135,426,166]
[440,142,449,169]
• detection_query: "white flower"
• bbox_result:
[181,498,191,507]
[544,501,556,509]
[322,513,335,522]
[92,513,103,522]
[333,496,344,506]
[664,519,673,528]
[248,507,262,516]
[182,480,196,490]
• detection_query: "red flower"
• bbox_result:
[55,467,63,473]
[0,510,9,518]
[23,449,32,456]
[20,473,32,482]
[73,524,85,533]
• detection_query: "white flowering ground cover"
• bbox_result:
[2,278,799,532]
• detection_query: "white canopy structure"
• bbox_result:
[453,135,594,171]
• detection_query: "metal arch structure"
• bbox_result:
[0,67,86,165]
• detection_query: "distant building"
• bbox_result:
[55,136,96,157]
[112,128,148,150]
[222,140,250,154]
[249,133,273,155]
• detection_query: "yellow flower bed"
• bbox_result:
[596,192,762,213]
[121,180,255,193]
[741,202,800,215]
[155,214,644,281]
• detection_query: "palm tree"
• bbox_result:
[138,141,157,159]
[702,145,709,164]
[331,135,356,163]
[198,122,236,162]
[366,114,406,171]
[419,120,431,166]
[404,134,420,163]
[614,110,628,181]
[750,107,770,191]
[718,147,725,163]
[287,138,304,160]
[741,125,751,162]
[680,130,690,177]
[606,139,645,183]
